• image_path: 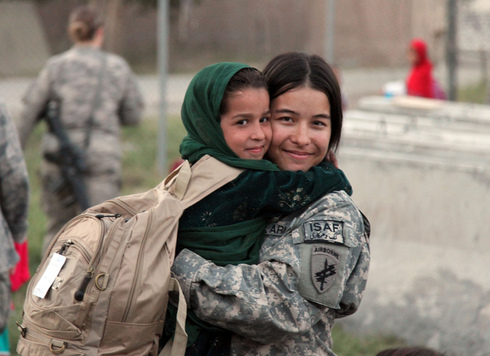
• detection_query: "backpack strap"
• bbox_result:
[172,161,192,200]
[157,156,243,356]
[177,155,244,209]
[84,54,108,149]
[159,278,188,356]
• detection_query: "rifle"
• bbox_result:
[43,100,91,210]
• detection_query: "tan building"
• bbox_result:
[2,0,447,76]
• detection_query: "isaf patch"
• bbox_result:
[311,246,339,293]
[304,220,344,244]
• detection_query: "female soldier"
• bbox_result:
[17,5,143,253]
[170,53,370,356]
[161,61,353,354]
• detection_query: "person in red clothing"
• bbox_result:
[406,38,435,99]
[0,242,30,355]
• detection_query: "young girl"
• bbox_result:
[169,54,370,356]
[163,62,352,351]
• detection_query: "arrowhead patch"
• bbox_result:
[311,246,339,293]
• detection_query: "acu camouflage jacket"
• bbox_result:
[172,190,371,356]
[0,98,29,274]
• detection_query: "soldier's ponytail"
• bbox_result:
[68,5,103,43]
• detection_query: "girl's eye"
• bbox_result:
[260,116,270,123]
[278,116,293,123]
[313,119,329,128]
[236,119,249,126]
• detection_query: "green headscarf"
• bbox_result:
[179,62,279,171]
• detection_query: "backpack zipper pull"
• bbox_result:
[57,240,74,255]
[74,267,94,302]
[95,213,121,219]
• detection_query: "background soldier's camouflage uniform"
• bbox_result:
[16,46,143,251]
[0,97,29,333]
[172,190,370,356]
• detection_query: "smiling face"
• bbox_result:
[220,88,272,160]
[267,86,331,171]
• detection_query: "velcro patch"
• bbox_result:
[311,246,339,293]
[303,220,344,244]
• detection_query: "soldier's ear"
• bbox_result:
[94,27,105,47]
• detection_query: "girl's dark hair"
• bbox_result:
[263,52,343,153]
[68,6,103,43]
[220,68,267,115]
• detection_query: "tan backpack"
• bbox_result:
[16,155,243,356]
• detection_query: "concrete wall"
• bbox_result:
[170,0,447,68]
[336,98,490,355]
[1,0,447,76]
[0,2,50,77]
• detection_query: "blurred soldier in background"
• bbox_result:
[0,97,29,337]
[17,5,144,253]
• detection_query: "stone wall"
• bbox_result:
[337,97,490,355]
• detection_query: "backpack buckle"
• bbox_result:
[16,321,26,338]
[50,340,67,354]
[95,272,109,290]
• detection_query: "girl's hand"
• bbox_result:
[325,150,339,168]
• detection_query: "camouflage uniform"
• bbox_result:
[17,46,143,251]
[172,190,370,356]
[0,98,29,333]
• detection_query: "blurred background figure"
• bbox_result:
[16,5,144,253]
[406,38,445,99]
[0,97,29,355]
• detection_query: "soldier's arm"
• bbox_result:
[118,69,144,126]
[172,244,326,344]
[0,100,29,243]
[171,192,370,343]
[334,212,370,319]
[17,65,52,148]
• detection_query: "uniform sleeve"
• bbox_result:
[172,247,326,344]
[118,69,144,126]
[0,100,29,243]
[17,64,52,148]
[171,192,370,343]
[334,212,370,318]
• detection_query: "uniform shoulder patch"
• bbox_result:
[311,246,339,293]
[303,220,344,244]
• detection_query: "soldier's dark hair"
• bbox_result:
[262,52,343,153]
[220,68,268,116]
[68,6,103,43]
